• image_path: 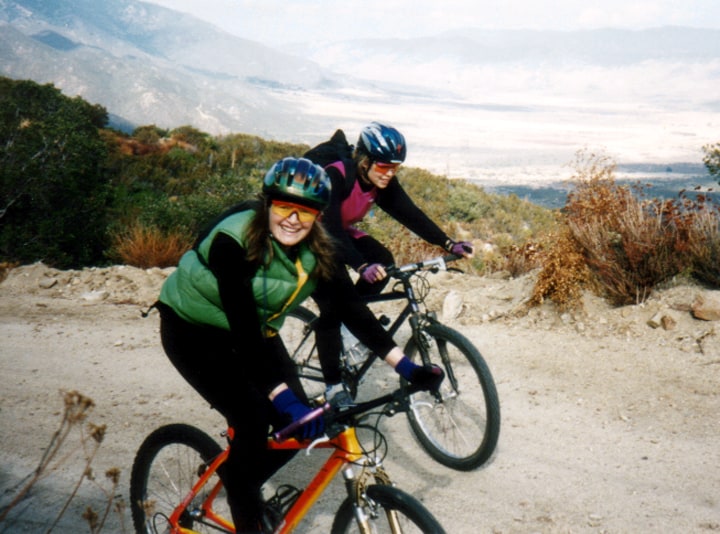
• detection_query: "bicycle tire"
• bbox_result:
[331,484,446,533]
[129,423,229,534]
[282,306,326,400]
[404,322,501,471]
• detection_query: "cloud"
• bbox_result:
[144,0,720,44]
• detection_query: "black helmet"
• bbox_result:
[262,157,331,211]
[356,122,407,163]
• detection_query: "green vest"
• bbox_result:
[159,209,319,334]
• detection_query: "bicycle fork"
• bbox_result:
[409,314,458,400]
[345,462,404,534]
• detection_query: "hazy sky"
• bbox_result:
[144,0,720,45]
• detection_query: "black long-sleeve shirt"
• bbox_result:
[208,233,396,395]
[321,165,450,270]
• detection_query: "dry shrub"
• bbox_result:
[688,205,720,287]
[503,241,544,278]
[529,228,592,310]
[556,149,690,306]
[109,222,192,268]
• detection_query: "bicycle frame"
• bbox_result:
[320,255,459,384]
[165,389,408,534]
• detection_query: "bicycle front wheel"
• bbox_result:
[281,306,327,400]
[129,423,230,534]
[331,484,445,533]
[404,322,501,471]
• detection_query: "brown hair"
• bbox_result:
[352,151,373,184]
[245,195,338,280]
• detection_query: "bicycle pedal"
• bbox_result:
[265,484,302,516]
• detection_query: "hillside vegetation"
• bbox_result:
[2,77,720,311]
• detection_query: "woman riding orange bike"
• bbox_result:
[304,122,474,398]
[155,157,443,531]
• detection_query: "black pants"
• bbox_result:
[158,303,303,532]
[314,235,394,384]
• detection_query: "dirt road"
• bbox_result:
[1,263,718,532]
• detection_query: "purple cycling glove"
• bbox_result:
[447,240,474,256]
[359,263,385,284]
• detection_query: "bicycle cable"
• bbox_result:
[333,410,389,465]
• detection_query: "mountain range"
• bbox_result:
[2,0,720,181]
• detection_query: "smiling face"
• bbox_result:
[268,200,318,246]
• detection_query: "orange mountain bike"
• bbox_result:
[129,385,446,533]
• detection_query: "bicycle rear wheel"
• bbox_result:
[331,484,445,533]
[404,322,500,471]
[129,423,230,534]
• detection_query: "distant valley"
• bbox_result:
[1,0,719,190]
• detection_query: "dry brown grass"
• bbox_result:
[109,222,192,268]
[687,202,720,287]
[0,391,126,533]
[503,241,544,278]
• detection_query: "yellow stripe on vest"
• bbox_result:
[265,258,308,329]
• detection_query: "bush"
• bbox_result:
[108,221,192,268]
[685,197,720,287]
[532,149,720,309]
[0,78,110,268]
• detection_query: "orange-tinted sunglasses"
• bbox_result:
[270,200,320,224]
[373,161,401,174]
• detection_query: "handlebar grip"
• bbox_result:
[272,403,330,443]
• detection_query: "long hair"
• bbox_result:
[353,150,373,184]
[245,195,338,280]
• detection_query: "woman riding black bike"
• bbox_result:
[155,157,443,531]
[304,122,474,401]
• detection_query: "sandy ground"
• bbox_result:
[1,262,719,533]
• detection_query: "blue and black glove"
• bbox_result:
[394,356,445,392]
[271,389,324,440]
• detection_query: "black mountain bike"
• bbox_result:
[280,254,501,471]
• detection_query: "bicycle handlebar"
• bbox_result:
[385,253,462,278]
[272,403,330,443]
[272,383,426,443]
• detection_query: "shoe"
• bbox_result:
[325,383,355,410]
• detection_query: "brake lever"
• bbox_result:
[306,434,331,455]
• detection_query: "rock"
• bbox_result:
[660,315,676,330]
[81,290,109,302]
[38,277,57,289]
[691,294,720,321]
[647,312,663,328]
[442,290,464,320]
